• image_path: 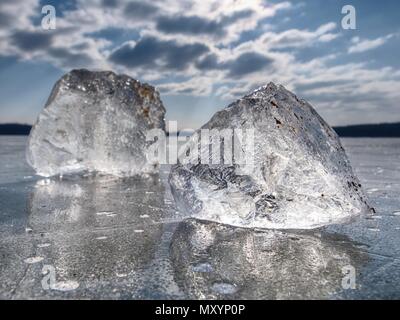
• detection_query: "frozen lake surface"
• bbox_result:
[0,136,400,299]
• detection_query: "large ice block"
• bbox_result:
[169,83,371,229]
[27,69,166,177]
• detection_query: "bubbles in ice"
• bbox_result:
[24,256,44,264]
[116,273,127,278]
[191,263,213,273]
[51,280,80,291]
[96,211,117,217]
[211,283,238,295]
[37,243,51,248]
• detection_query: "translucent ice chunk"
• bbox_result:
[169,83,371,229]
[27,69,166,177]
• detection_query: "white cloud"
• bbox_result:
[235,22,339,51]
[318,33,339,42]
[348,34,394,53]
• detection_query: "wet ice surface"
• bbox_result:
[0,136,399,299]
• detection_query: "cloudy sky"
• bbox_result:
[0,0,399,130]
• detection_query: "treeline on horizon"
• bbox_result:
[0,122,400,137]
[333,122,400,137]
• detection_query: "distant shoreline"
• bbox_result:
[1,122,400,137]
[0,124,32,135]
[333,122,400,138]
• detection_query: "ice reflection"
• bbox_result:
[28,175,166,231]
[26,175,367,299]
[27,175,169,297]
[171,219,367,299]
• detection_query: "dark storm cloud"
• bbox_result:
[0,12,12,27]
[195,54,222,70]
[156,10,254,37]
[101,0,119,8]
[11,31,53,51]
[109,37,209,70]
[124,1,159,19]
[48,48,93,68]
[157,15,224,36]
[226,52,274,77]
[196,52,274,77]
